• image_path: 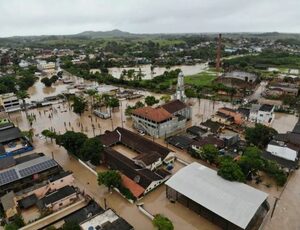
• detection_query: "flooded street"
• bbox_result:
[7,75,299,230]
[109,63,208,79]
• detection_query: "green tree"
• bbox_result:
[200,144,219,164]
[98,170,122,190]
[218,158,246,182]
[245,124,278,148]
[72,96,87,115]
[56,131,88,156]
[22,128,34,142]
[239,147,264,178]
[50,75,58,83]
[13,215,25,228]
[41,77,53,87]
[42,129,57,142]
[86,89,97,109]
[160,95,171,103]
[152,214,174,230]
[4,224,18,230]
[61,221,80,230]
[80,137,103,165]
[145,96,159,106]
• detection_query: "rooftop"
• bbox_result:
[121,174,145,198]
[161,99,188,114]
[132,106,172,123]
[0,155,58,187]
[259,104,274,112]
[64,200,104,224]
[166,162,268,229]
[80,209,133,230]
[0,127,23,143]
[0,191,16,211]
[262,151,298,170]
[41,185,76,206]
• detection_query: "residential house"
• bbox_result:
[0,154,61,196]
[218,107,245,125]
[249,104,275,125]
[38,185,78,212]
[211,111,234,125]
[80,208,134,230]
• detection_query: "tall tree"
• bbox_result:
[145,96,159,106]
[245,124,278,148]
[56,131,88,156]
[72,96,87,115]
[79,137,103,165]
[98,170,121,191]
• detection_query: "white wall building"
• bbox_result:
[267,141,298,161]
[250,104,275,125]
[0,93,21,113]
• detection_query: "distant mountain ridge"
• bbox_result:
[71,29,135,38]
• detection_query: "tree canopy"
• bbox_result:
[152,214,174,230]
[98,170,122,189]
[79,137,103,165]
[145,96,159,106]
[72,96,87,115]
[218,157,246,182]
[56,131,88,155]
[245,124,278,148]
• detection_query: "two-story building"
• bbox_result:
[132,100,191,138]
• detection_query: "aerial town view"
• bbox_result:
[0,0,300,230]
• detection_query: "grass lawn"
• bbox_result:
[185,71,217,87]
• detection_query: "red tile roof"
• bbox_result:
[121,174,145,198]
[132,107,172,123]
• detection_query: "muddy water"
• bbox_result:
[109,63,208,80]
[271,113,298,133]
[12,74,300,230]
[9,102,220,230]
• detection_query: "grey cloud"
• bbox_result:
[0,0,299,37]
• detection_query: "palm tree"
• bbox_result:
[86,89,97,111]
[16,90,30,118]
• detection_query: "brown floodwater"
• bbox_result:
[109,63,208,80]
[7,74,300,230]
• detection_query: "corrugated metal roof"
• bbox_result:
[166,162,268,229]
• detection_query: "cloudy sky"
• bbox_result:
[0,0,299,37]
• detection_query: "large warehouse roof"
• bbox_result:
[165,162,268,229]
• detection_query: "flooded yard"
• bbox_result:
[6,72,300,230]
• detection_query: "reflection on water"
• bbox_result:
[109,63,208,80]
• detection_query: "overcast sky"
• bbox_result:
[0,0,299,37]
